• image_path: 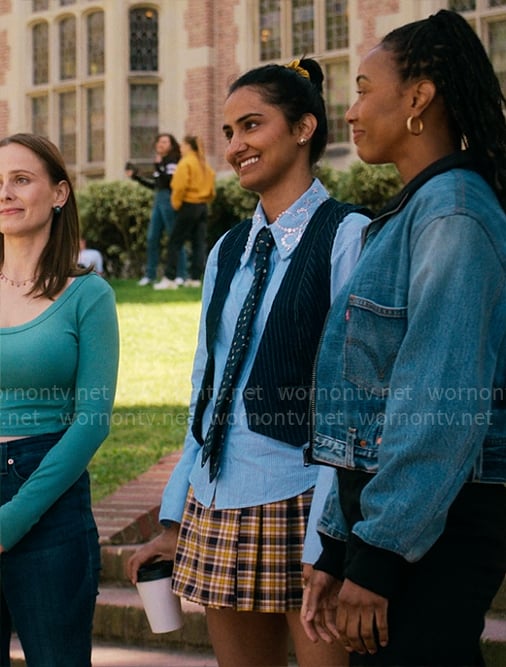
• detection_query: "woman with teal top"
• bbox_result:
[0,133,119,667]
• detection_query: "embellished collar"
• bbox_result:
[241,179,329,267]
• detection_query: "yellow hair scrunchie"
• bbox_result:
[285,59,310,79]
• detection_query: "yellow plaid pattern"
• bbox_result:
[172,487,313,612]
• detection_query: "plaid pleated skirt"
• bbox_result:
[172,487,313,612]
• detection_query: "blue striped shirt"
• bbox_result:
[160,179,369,561]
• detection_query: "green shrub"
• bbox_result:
[335,162,402,213]
[206,176,258,248]
[77,180,153,278]
[76,162,402,278]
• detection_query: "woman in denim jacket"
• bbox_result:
[301,10,506,666]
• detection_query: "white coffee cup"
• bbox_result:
[136,560,183,633]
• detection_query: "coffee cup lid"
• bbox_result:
[137,560,174,582]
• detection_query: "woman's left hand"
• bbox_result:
[300,568,342,643]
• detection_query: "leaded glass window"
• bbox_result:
[59,17,76,80]
[489,20,506,93]
[292,0,314,55]
[130,84,158,158]
[32,96,48,137]
[59,91,77,164]
[87,86,105,162]
[259,0,281,61]
[326,0,348,50]
[448,0,476,11]
[129,8,158,71]
[32,0,49,10]
[87,11,105,75]
[326,60,349,143]
[32,22,49,85]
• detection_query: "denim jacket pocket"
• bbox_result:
[344,295,408,397]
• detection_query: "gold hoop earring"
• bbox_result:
[407,116,424,136]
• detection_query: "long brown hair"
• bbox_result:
[0,133,90,299]
[183,135,207,167]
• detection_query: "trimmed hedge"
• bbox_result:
[77,162,402,278]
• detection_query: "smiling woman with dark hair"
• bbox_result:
[128,58,371,667]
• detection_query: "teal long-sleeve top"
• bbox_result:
[0,274,119,550]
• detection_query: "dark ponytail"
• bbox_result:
[228,57,328,166]
[381,9,506,210]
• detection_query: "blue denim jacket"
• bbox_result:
[311,153,506,563]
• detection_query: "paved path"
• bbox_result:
[11,637,218,667]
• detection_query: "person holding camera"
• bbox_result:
[126,132,186,287]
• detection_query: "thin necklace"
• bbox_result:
[0,270,37,288]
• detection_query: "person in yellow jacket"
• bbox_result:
[154,135,215,289]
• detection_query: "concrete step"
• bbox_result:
[93,581,506,659]
[100,544,138,585]
[10,584,505,666]
[10,636,218,667]
[93,584,212,652]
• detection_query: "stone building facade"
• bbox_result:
[0,0,504,185]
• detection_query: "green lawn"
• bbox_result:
[88,279,202,502]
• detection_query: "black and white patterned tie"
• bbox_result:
[201,226,275,481]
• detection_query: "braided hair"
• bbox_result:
[228,58,328,167]
[381,9,506,211]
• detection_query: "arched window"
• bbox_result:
[87,86,105,162]
[32,96,49,137]
[129,7,158,71]
[129,83,158,158]
[325,60,349,144]
[326,0,349,50]
[292,0,314,55]
[258,0,350,145]
[32,22,49,85]
[128,7,159,159]
[87,11,105,76]
[59,16,76,80]
[59,90,77,164]
[259,0,281,61]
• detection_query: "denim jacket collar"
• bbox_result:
[363,151,477,245]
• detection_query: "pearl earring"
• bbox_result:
[53,206,62,216]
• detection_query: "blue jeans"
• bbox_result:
[145,190,186,281]
[0,433,100,667]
